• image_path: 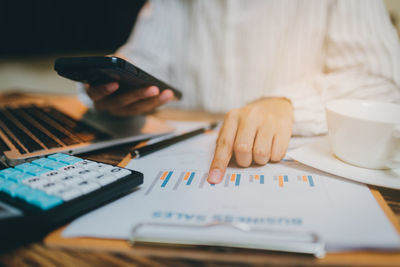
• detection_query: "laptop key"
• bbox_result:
[6,108,62,149]
[0,110,43,152]
[24,106,80,146]
[44,106,111,141]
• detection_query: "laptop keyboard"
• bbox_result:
[0,105,111,154]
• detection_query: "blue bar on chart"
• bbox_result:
[308,175,315,187]
[254,174,265,184]
[186,172,195,185]
[225,173,241,187]
[235,174,241,186]
[302,175,315,187]
[146,170,174,195]
[161,171,173,188]
[228,174,241,186]
[284,175,288,182]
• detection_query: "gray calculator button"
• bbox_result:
[75,180,100,194]
[41,170,67,181]
[91,174,117,186]
[22,176,49,188]
[76,169,99,180]
[88,163,113,173]
[40,182,66,195]
[74,160,97,169]
[61,165,83,175]
[60,175,83,186]
[53,188,82,201]
[106,168,131,179]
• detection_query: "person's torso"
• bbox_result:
[158,0,331,112]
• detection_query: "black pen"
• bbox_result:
[130,122,219,159]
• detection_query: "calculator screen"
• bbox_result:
[0,201,23,219]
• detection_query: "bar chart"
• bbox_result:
[145,170,317,195]
[298,175,315,187]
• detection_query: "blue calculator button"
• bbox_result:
[0,168,22,179]
[14,185,33,199]
[14,163,33,172]
[31,194,63,210]
[59,156,83,165]
[1,181,21,197]
[7,172,33,183]
[22,189,46,203]
[48,153,70,161]
[32,158,67,170]
[31,158,51,167]
[0,181,13,191]
[15,163,50,176]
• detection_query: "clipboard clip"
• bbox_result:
[129,221,326,258]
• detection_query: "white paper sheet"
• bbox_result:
[63,128,400,252]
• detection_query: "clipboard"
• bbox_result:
[129,221,326,258]
[44,187,400,265]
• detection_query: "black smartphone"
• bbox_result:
[54,56,182,99]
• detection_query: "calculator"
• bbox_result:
[0,153,143,249]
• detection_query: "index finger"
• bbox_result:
[207,110,239,184]
[86,82,119,101]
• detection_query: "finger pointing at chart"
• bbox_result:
[207,98,294,184]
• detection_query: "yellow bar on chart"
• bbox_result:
[183,172,191,180]
[302,175,308,182]
[279,176,284,187]
[160,171,168,180]
[230,174,236,182]
[255,175,260,180]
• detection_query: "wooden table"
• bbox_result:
[0,92,399,267]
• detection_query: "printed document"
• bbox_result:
[63,126,400,252]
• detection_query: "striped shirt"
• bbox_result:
[116,0,400,136]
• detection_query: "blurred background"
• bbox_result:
[0,0,145,95]
[0,0,398,96]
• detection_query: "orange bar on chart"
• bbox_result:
[160,171,168,180]
[230,174,236,182]
[279,176,284,187]
[255,175,260,180]
[183,172,191,180]
[302,175,307,182]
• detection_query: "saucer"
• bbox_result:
[287,138,400,190]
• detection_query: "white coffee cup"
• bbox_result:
[325,99,400,170]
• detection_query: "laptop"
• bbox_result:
[0,103,173,166]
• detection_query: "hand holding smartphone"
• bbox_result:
[54,56,182,116]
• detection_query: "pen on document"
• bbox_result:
[130,122,219,159]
